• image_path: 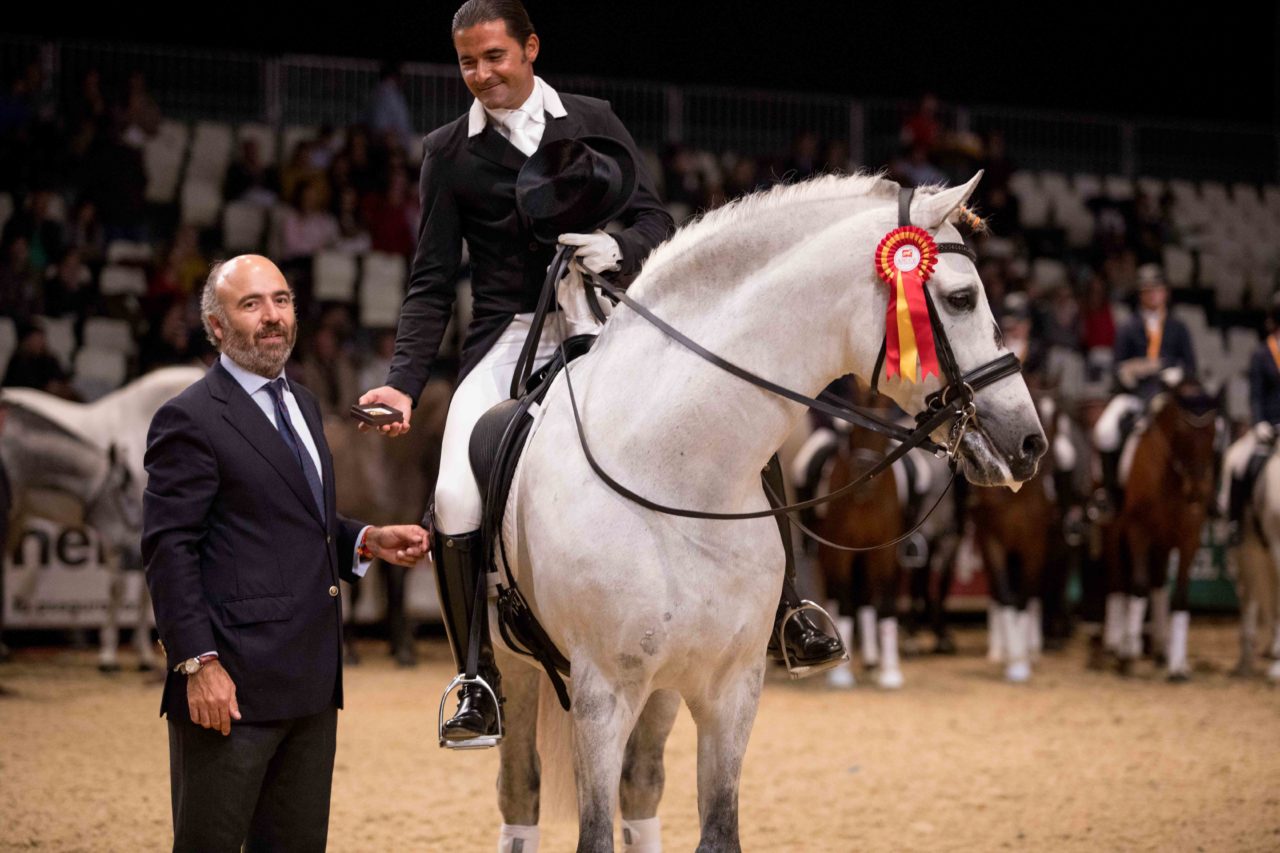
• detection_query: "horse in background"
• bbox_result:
[1231,444,1280,681]
[1108,380,1220,679]
[1,366,205,670]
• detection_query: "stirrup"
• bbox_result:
[436,673,504,750]
[777,599,849,680]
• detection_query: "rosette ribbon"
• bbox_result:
[874,225,941,382]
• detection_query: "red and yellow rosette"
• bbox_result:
[874,226,941,383]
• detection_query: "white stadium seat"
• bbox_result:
[1030,257,1068,291]
[181,178,223,229]
[282,126,318,162]
[0,316,15,373]
[1072,173,1102,200]
[236,123,279,166]
[1200,181,1230,212]
[187,121,234,185]
[99,264,148,297]
[1162,245,1194,288]
[1136,177,1165,199]
[37,316,75,368]
[83,317,136,355]
[106,240,154,265]
[72,347,128,401]
[222,201,267,252]
[1039,171,1070,201]
[1007,171,1038,199]
[1104,175,1133,201]
[1226,376,1251,424]
[313,251,359,302]
[360,252,407,327]
[1011,182,1050,229]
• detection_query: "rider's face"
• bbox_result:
[454,20,539,112]
[1139,284,1167,312]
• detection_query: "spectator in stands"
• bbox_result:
[0,234,39,318]
[333,185,372,254]
[1079,272,1116,351]
[280,140,329,210]
[119,70,161,147]
[977,184,1021,237]
[2,320,71,396]
[79,117,147,241]
[367,62,415,155]
[358,329,397,395]
[822,139,852,175]
[1034,279,1083,355]
[300,322,360,416]
[783,129,820,181]
[64,197,105,265]
[722,155,765,202]
[281,179,340,260]
[310,124,343,171]
[660,143,710,213]
[139,299,199,373]
[979,130,1014,193]
[224,138,280,206]
[66,69,108,134]
[41,247,99,323]
[343,127,379,197]
[360,166,418,256]
[149,224,207,299]
[901,93,941,153]
[889,143,946,189]
[2,187,65,271]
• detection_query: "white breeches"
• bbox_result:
[433,314,565,534]
[1092,394,1143,452]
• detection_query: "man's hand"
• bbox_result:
[559,231,621,274]
[187,660,240,736]
[367,524,431,567]
[357,386,413,436]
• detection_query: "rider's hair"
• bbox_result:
[452,0,536,44]
[200,260,229,350]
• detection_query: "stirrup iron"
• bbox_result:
[778,599,849,680]
[436,673,504,750]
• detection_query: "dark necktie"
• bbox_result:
[265,377,325,516]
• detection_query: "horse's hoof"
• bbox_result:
[98,662,122,674]
[1167,670,1190,684]
[1230,662,1253,679]
[933,635,958,655]
[877,669,904,690]
[0,643,11,664]
[1115,657,1133,677]
[1267,661,1280,683]
[1005,661,1031,683]
[137,660,158,673]
[394,647,418,668]
[826,666,856,689]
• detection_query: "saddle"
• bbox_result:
[467,333,597,710]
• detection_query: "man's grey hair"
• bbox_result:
[200,260,229,350]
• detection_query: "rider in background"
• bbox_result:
[1092,263,1198,511]
[1220,294,1280,542]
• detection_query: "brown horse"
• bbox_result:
[816,395,909,689]
[1110,380,1220,679]
[970,393,1061,682]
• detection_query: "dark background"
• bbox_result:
[6,1,1278,125]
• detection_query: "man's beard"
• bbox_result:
[221,320,296,377]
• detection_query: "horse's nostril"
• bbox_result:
[1021,433,1047,461]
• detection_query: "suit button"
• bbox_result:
[328,585,338,597]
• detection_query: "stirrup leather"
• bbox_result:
[437,673,504,750]
[777,599,849,680]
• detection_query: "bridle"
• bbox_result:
[529,186,1023,547]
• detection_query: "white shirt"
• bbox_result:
[467,75,567,154]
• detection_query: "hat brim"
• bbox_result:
[524,135,638,244]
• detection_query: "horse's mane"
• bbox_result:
[640,170,987,275]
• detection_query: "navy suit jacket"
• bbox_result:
[1113,313,1197,397]
[142,361,365,723]
[1249,340,1280,425]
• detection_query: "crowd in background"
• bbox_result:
[0,59,1263,425]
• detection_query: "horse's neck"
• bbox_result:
[3,422,103,502]
[580,195,884,507]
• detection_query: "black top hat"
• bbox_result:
[516,136,637,244]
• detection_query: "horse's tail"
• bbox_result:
[535,672,578,824]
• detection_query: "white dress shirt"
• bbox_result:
[467,76,567,154]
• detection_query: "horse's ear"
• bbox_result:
[915,170,984,231]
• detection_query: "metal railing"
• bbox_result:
[3,36,1276,182]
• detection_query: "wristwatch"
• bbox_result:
[174,654,216,675]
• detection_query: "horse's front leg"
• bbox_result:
[496,647,543,852]
[133,570,157,670]
[1119,525,1151,673]
[619,689,680,852]
[689,661,764,853]
[1165,532,1198,681]
[98,556,123,673]
[571,660,645,853]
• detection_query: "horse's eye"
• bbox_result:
[947,292,975,312]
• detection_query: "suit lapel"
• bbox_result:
[211,364,325,527]
[467,124,527,172]
[536,110,582,149]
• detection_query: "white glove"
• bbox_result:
[559,231,621,275]
[1158,365,1184,387]
[1253,421,1275,443]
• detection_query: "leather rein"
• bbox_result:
[523,186,1023,548]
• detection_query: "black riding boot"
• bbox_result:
[1099,449,1122,514]
[432,526,502,743]
[761,455,846,672]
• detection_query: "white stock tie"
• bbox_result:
[504,109,539,156]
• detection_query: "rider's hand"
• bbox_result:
[187,659,240,736]
[1254,421,1275,443]
[358,386,413,437]
[559,231,621,274]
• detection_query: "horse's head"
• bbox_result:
[857,173,1046,488]
[85,443,144,563]
[1154,379,1221,504]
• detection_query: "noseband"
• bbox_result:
[540,186,1023,545]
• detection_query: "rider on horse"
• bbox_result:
[359,0,843,746]
[1092,263,1198,512]
[1221,293,1280,542]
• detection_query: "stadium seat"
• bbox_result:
[83,317,136,355]
[1031,257,1069,291]
[1110,301,1131,330]
[188,121,234,185]
[1263,185,1280,215]
[1162,245,1194,288]
[313,251,359,302]
[359,252,407,327]
[1014,185,1050,229]
[106,240,154,265]
[1039,171,1070,201]
[144,141,185,205]
[1172,304,1208,336]
[1226,375,1250,423]
[282,126,318,162]
[1072,173,1102,200]
[99,264,148,297]
[1104,175,1133,201]
[237,123,279,166]
[37,316,76,368]
[181,178,223,229]
[1136,176,1165,199]
[222,201,267,252]
[0,316,15,372]
[1200,181,1230,212]
[1007,171,1038,199]
[71,347,128,401]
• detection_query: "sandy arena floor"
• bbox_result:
[1,621,1278,852]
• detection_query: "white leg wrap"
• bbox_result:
[1002,606,1030,682]
[1168,610,1190,676]
[827,616,856,688]
[987,601,1005,662]
[621,816,662,852]
[498,824,540,853]
[858,606,879,666]
[1104,592,1126,652]
[877,618,904,689]
[1124,595,1148,660]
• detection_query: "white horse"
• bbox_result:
[2,366,205,669]
[1233,448,1280,681]
[489,172,1045,851]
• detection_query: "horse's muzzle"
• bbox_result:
[1010,432,1048,481]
